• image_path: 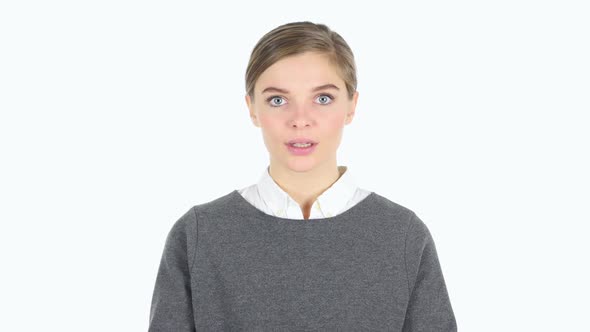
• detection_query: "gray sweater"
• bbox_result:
[148,190,457,331]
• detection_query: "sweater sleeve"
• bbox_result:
[148,207,198,332]
[402,212,457,332]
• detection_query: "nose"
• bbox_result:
[288,103,314,128]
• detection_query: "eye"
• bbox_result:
[316,94,334,105]
[266,96,286,107]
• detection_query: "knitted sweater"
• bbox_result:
[148,190,457,331]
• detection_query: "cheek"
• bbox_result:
[258,115,283,143]
[315,115,345,148]
[322,113,346,134]
[258,114,275,128]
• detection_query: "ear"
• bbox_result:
[345,91,359,125]
[245,94,260,127]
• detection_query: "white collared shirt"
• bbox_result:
[237,165,373,220]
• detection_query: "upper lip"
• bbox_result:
[286,138,318,145]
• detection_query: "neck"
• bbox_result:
[268,158,343,207]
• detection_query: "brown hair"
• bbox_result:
[245,21,357,103]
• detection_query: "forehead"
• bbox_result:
[256,52,344,93]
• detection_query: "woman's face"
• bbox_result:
[245,51,358,173]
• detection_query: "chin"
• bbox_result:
[284,157,320,173]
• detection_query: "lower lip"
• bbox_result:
[286,143,317,156]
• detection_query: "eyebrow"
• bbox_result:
[261,83,340,94]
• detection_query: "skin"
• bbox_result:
[245,51,359,219]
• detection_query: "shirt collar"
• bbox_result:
[256,165,359,218]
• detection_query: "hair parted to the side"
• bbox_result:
[245,21,357,103]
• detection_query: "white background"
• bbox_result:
[1,0,588,331]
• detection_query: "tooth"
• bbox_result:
[292,143,311,147]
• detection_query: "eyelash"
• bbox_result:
[266,94,335,107]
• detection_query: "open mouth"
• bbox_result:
[287,142,315,148]
[285,142,317,155]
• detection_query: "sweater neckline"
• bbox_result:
[229,189,377,223]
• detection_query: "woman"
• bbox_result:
[149,21,457,331]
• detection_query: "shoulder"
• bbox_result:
[366,191,436,247]
[190,190,238,217]
[162,191,237,256]
[174,190,244,231]
[167,190,235,235]
[367,191,422,229]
